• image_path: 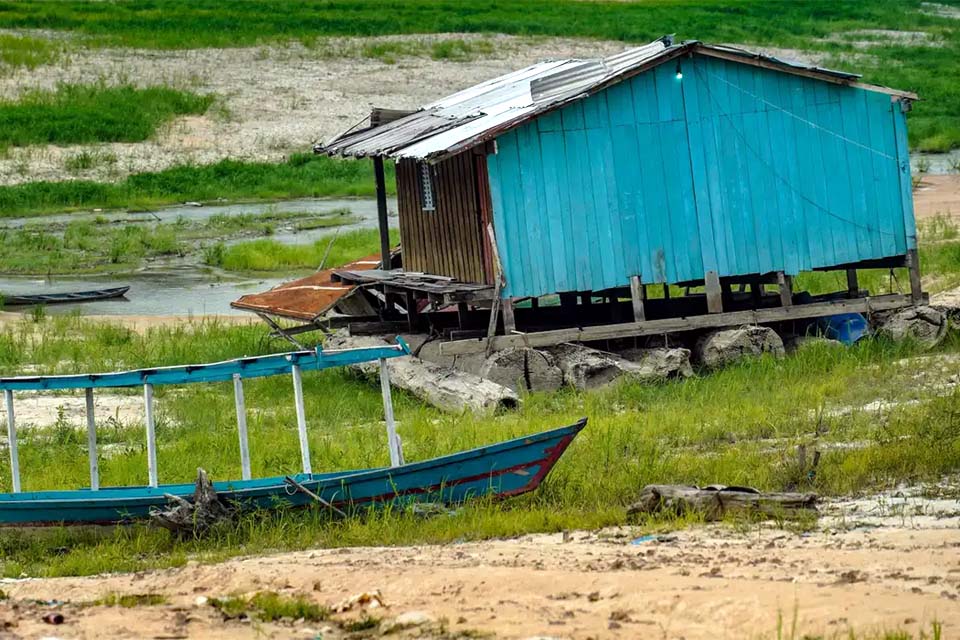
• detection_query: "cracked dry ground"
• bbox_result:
[1,492,958,640]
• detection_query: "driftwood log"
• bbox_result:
[627,484,817,521]
[325,333,519,413]
[150,468,234,536]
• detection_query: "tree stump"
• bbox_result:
[150,468,234,537]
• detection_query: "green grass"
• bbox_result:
[210,592,329,622]
[0,33,63,71]
[0,154,394,218]
[0,313,958,577]
[206,227,399,273]
[0,0,959,149]
[0,84,213,150]
[0,208,358,274]
[94,593,167,608]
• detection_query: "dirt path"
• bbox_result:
[914,174,960,220]
[2,490,957,639]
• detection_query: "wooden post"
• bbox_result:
[85,388,99,491]
[144,383,158,488]
[291,364,312,475]
[4,390,20,493]
[373,156,391,271]
[501,297,516,334]
[846,269,859,299]
[404,291,419,332]
[906,248,923,303]
[233,374,252,481]
[662,283,670,300]
[629,275,646,322]
[379,358,403,467]
[705,271,723,313]
[777,272,793,307]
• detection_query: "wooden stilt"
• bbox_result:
[906,248,923,303]
[705,271,723,313]
[291,364,312,474]
[379,358,403,467]
[663,283,671,300]
[777,272,793,307]
[630,275,646,322]
[846,269,859,299]
[4,390,20,493]
[501,297,516,334]
[144,383,158,488]
[233,374,252,481]
[85,388,99,491]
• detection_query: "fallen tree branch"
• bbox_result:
[150,468,234,537]
[627,484,818,521]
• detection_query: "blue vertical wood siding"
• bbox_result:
[487,54,915,298]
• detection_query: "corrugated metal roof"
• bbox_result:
[318,37,912,163]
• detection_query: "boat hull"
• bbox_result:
[3,286,130,306]
[0,419,586,526]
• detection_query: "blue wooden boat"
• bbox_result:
[0,419,585,526]
[0,337,585,526]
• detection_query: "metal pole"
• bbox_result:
[144,383,158,488]
[85,388,99,491]
[291,364,312,474]
[379,358,403,467]
[233,374,252,481]
[4,390,20,493]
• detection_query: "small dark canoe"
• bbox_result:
[3,286,130,306]
[0,419,586,526]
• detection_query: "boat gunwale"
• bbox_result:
[0,419,587,507]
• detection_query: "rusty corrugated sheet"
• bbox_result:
[230,254,382,321]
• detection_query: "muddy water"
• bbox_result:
[0,197,396,316]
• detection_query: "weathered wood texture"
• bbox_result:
[326,333,518,413]
[150,468,233,537]
[440,293,918,355]
[627,484,818,521]
[396,154,491,284]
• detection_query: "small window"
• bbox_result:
[418,163,435,212]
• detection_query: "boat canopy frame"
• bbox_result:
[0,339,411,493]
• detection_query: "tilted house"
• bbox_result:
[312,37,921,351]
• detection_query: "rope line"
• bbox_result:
[692,66,898,237]
[700,68,896,161]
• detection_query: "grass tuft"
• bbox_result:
[210,592,329,622]
[0,84,213,150]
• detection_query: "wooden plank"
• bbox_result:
[144,383,158,488]
[907,248,923,303]
[85,388,99,491]
[705,270,723,313]
[440,293,916,355]
[373,156,391,271]
[629,275,646,322]
[4,389,19,493]
[233,374,252,481]
[291,364,312,475]
[379,358,403,467]
[777,271,793,307]
[502,297,517,334]
[846,269,859,298]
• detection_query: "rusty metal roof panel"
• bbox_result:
[231,253,383,321]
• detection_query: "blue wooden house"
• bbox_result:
[317,37,922,351]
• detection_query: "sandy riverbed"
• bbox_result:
[1,485,957,639]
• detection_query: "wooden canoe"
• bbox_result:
[2,286,130,306]
[0,419,586,526]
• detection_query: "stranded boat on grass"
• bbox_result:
[0,339,584,526]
